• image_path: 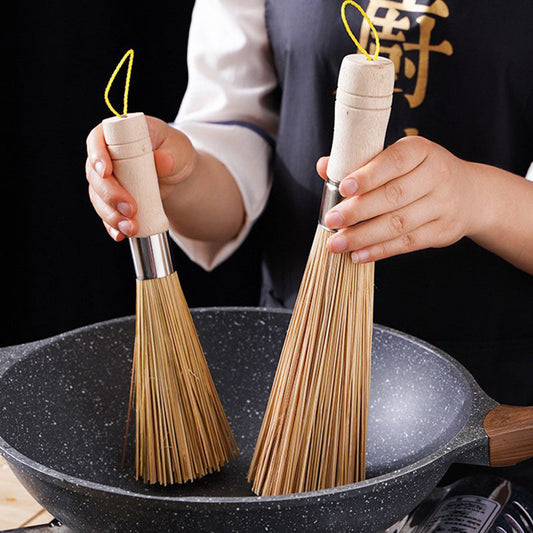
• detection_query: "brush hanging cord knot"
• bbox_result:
[104,49,134,117]
[341,0,380,61]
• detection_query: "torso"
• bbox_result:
[261,0,533,405]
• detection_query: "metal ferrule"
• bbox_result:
[318,179,343,232]
[128,232,174,280]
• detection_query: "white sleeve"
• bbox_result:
[170,0,279,271]
[526,162,533,181]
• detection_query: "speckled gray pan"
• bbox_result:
[0,307,500,532]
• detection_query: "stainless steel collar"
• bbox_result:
[128,232,174,280]
[318,179,343,232]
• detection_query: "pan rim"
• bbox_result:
[0,306,490,507]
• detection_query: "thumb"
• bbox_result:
[151,124,196,185]
[144,116,196,184]
[153,147,176,178]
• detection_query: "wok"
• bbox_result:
[0,307,531,533]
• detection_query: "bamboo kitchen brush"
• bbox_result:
[101,55,237,485]
[248,52,395,496]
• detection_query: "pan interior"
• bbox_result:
[0,309,472,498]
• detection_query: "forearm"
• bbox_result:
[468,162,533,275]
[162,150,245,243]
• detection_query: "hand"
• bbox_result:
[85,116,197,241]
[317,136,481,262]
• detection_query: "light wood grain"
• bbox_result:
[102,112,169,238]
[0,456,53,529]
[327,54,394,184]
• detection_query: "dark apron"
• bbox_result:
[262,0,533,487]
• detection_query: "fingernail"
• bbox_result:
[117,202,132,217]
[95,160,105,177]
[340,178,358,197]
[118,220,133,236]
[329,235,347,253]
[109,227,120,240]
[324,210,344,228]
[351,249,370,263]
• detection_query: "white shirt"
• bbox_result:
[171,0,278,270]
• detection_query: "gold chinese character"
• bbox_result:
[356,0,453,109]
[403,15,453,107]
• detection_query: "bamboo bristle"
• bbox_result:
[129,271,238,485]
[248,225,373,496]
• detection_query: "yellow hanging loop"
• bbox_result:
[104,49,135,117]
[341,1,380,61]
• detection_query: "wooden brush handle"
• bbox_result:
[327,54,395,183]
[484,404,533,467]
[102,112,169,238]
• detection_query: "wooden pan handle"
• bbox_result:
[102,112,169,238]
[327,54,395,183]
[483,404,533,467]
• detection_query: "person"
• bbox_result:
[86,0,533,487]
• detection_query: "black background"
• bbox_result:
[2,1,262,347]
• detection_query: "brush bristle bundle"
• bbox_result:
[131,272,238,485]
[248,225,373,496]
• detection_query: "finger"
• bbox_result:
[316,156,329,181]
[88,184,138,237]
[324,162,433,229]
[86,158,137,219]
[338,136,431,198]
[327,196,436,253]
[103,221,126,242]
[349,220,445,263]
[86,124,112,179]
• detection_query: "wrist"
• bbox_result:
[463,162,501,242]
